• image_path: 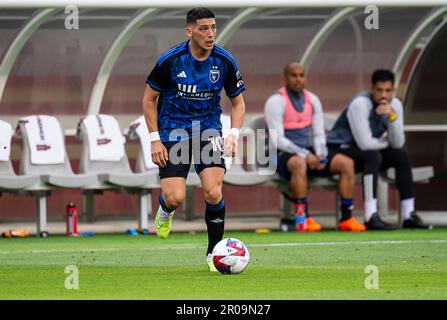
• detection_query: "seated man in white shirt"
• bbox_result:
[327,69,430,230]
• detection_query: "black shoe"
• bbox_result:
[365,213,397,231]
[403,211,432,229]
[280,218,295,232]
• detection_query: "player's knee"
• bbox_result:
[393,148,411,166]
[203,186,222,204]
[288,157,307,176]
[340,157,355,176]
[364,150,382,167]
[163,192,185,208]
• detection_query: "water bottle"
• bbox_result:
[294,204,307,232]
[66,202,78,236]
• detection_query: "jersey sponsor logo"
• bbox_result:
[176,83,215,101]
[176,71,187,78]
[177,83,197,93]
[209,66,220,83]
[237,79,244,88]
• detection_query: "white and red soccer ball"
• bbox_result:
[211,238,250,274]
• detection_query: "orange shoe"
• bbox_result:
[306,217,322,232]
[338,217,366,232]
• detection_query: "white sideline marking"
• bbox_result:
[0,239,446,255]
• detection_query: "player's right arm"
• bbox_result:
[384,98,405,148]
[143,85,168,167]
[347,97,389,150]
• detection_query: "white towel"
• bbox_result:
[0,120,12,162]
[82,114,125,162]
[19,115,65,165]
[130,116,158,170]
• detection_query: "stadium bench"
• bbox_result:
[221,114,272,186]
[248,114,435,227]
[127,113,272,221]
[0,119,41,192]
[15,115,98,236]
[127,115,210,221]
[77,114,164,229]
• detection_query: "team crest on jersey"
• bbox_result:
[209,68,220,83]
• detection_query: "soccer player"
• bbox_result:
[265,63,366,232]
[143,8,246,272]
[327,69,430,230]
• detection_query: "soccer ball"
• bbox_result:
[211,238,250,274]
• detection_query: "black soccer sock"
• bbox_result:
[158,194,175,221]
[340,198,354,222]
[159,194,175,213]
[205,198,225,255]
[294,197,309,218]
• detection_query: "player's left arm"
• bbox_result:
[310,94,328,170]
[223,55,246,158]
[224,93,246,157]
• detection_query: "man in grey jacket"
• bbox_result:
[327,69,429,230]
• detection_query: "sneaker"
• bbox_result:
[338,217,366,232]
[1,229,29,238]
[207,254,218,272]
[280,218,295,232]
[364,213,397,231]
[403,211,432,229]
[306,217,321,232]
[154,208,173,239]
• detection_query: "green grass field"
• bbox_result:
[1,229,447,299]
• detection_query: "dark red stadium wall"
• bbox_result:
[0,74,374,116]
[0,8,442,219]
[0,71,425,217]
[402,23,447,210]
[0,137,396,221]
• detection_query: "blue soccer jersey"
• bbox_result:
[146,40,246,142]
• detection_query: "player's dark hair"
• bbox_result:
[371,69,395,86]
[186,7,215,25]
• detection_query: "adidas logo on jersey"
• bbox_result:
[176,71,187,78]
